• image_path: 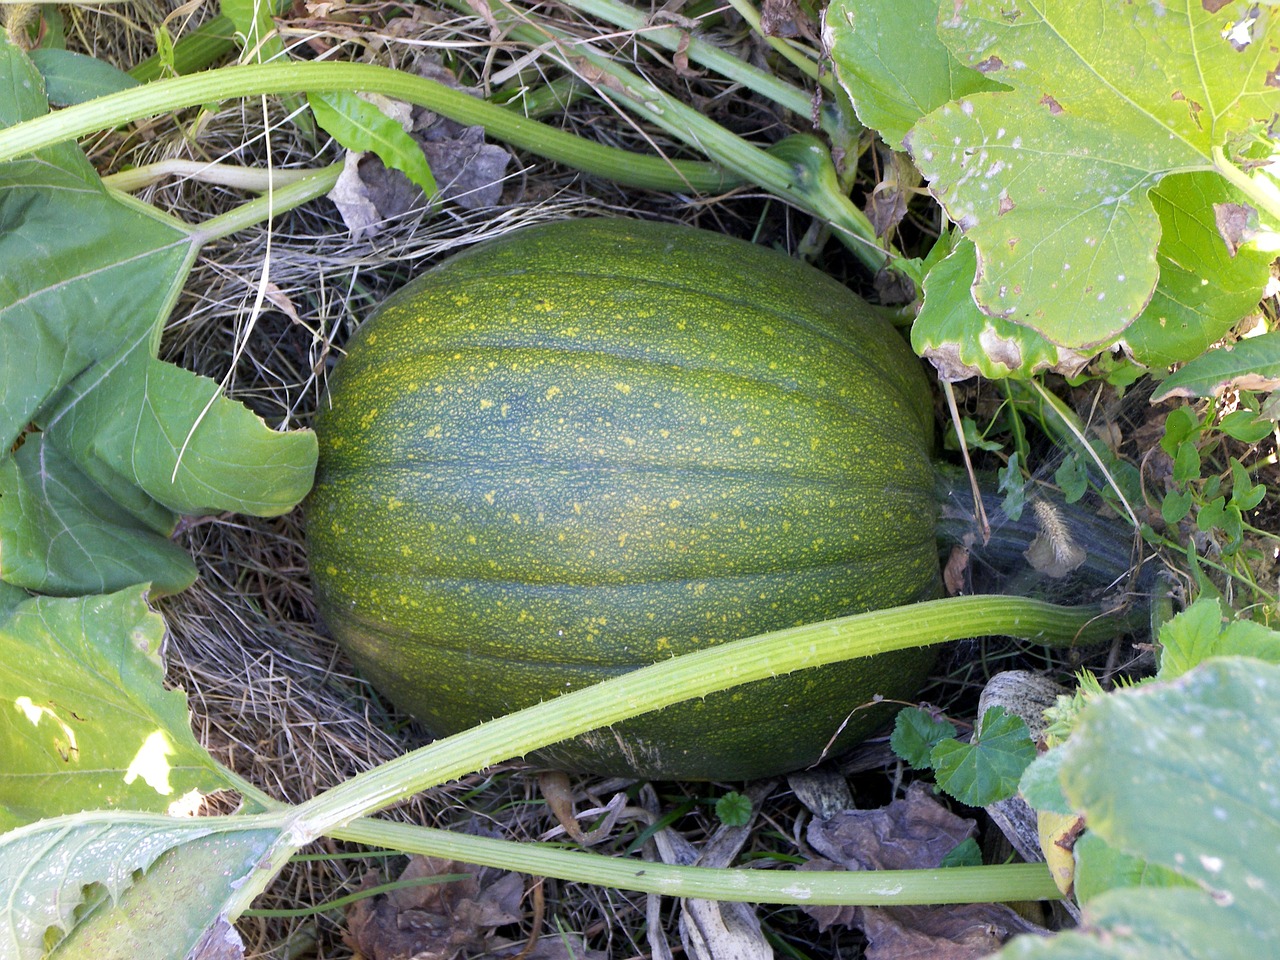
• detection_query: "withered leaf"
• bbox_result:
[802,782,1046,957]
[328,61,512,239]
[343,855,523,960]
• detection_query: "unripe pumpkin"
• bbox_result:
[306,218,940,780]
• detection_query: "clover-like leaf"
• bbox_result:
[907,0,1280,349]
[0,587,240,830]
[889,705,957,768]
[931,706,1036,806]
[0,39,316,596]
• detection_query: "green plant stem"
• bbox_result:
[287,595,1125,837]
[543,0,819,118]
[189,159,344,243]
[331,818,1063,905]
[459,3,893,272]
[0,61,735,194]
[1213,145,1280,226]
[103,158,317,193]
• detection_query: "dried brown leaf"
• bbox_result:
[342,856,524,960]
[807,781,975,874]
[760,0,816,40]
[802,783,1047,956]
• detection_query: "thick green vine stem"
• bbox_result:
[287,595,1127,834]
[333,818,1064,906]
[0,61,735,193]
[220,593,1117,912]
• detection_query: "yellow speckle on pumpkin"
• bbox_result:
[480,398,494,410]
[483,490,497,505]
[614,382,632,395]
[545,385,562,400]
[668,499,682,509]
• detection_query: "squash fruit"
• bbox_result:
[306,218,940,781]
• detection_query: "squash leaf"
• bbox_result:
[1121,172,1276,369]
[0,811,283,960]
[0,38,316,597]
[27,49,141,106]
[907,0,1279,350]
[0,587,241,832]
[997,657,1280,958]
[911,236,1084,380]
[824,0,1004,151]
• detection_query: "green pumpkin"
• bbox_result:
[306,218,940,780]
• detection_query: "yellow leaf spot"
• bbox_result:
[124,730,174,795]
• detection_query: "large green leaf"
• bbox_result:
[1000,657,1280,958]
[1122,173,1276,368]
[907,0,1279,349]
[0,811,284,960]
[998,886,1256,960]
[0,38,316,596]
[911,236,1084,379]
[824,0,1004,150]
[0,588,239,830]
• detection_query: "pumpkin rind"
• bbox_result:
[307,218,940,780]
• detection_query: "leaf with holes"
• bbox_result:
[906,0,1280,350]
[0,587,240,832]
